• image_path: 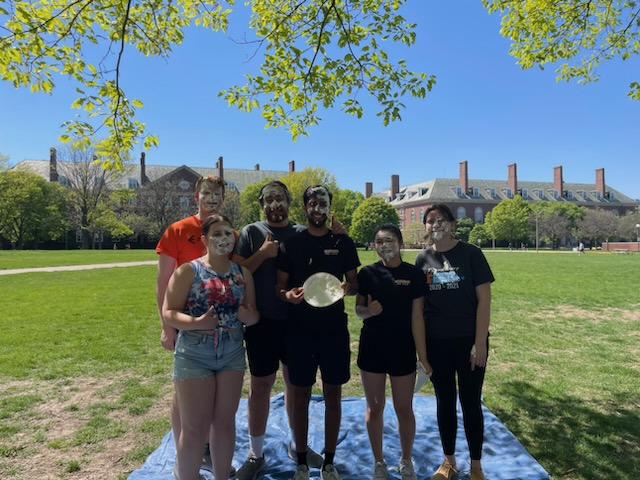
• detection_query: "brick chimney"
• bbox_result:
[596,168,605,198]
[288,160,295,173]
[459,160,468,193]
[391,174,400,201]
[49,147,58,182]
[217,156,224,180]
[254,164,260,171]
[140,152,147,186]
[554,166,563,197]
[508,163,517,195]
[365,182,373,198]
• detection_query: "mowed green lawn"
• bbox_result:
[0,249,638,479]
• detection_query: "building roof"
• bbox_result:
[12,160,289,192]
[380,178,638,207]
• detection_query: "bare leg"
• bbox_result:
[322,382,342,455]
[390,372,416,460]
[291,385,312,458]
[247,372,276,438]
[175,376,215,480]
[361,370,386,462]
[211,370,244,480]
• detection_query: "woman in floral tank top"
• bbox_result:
[163,214,259,480]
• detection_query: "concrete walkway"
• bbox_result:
[0,260,156,276]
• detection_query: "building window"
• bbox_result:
[502,188,513,198]
[180,196,190,209]
[58,175,69,186]
[486,187,496,197]
[474,207,483,223]
[452,186,462,196]
[521,188,529,199]
[128,178,139,189]
[592,190,601,200]
[456,206,466,219]
[410,209,415,222]
[75,230,82,243]
[471,186,479,197]
[419,208,424,223]
[566,190,574,200]
[608,191,616,201]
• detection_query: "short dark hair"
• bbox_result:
[258,180,291,204]
[202,214,232,236]
[303,185,333,205]
[372,223,403,244]
[423,204,456,224]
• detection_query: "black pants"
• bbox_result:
[427,336,487,460]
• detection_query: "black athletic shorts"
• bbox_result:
[244,317,288,377]
[286,329,351,387]
[357,326,416,377]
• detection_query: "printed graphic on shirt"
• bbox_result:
[426,260,463,291]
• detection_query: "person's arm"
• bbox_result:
[342,269,359,296]
[238,266,260,326]
[162,265,219,330]
[471,282,491,371]
[355,293,383,319]
[276,269,304,304]
[411,295,432,374]
[156,253,178,350]
[231,233,279,274]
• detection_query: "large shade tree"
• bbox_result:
[349,196,399,244]
[0,169,67,248]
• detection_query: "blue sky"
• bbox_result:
[1,2,639,200]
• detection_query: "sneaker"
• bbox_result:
[287,443,324,469]
[431,460,458,480]
[236,455,266,480]
[291,464,310,480]
[320,464,340,480]
[399,459,417,480]
[373,461,388,480]
[470,466,486,480]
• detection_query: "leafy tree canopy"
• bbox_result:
[0,1,433,166]
[349,196,399,243]
[483,0,640,100]
[485,195,532,243]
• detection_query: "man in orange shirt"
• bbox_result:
[156,175,234,477]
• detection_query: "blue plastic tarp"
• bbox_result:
[129,394,550,480]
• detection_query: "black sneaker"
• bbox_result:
[236,454,266,480]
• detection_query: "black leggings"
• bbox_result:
[427,336,487,460]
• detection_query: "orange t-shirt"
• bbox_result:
[156,215,238,266]
[156,215,205,267]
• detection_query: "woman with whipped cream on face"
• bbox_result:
[163,214,259,480]
[414,204,495,480]
[355,223,431,480]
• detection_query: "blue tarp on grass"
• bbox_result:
[129,394,550,480]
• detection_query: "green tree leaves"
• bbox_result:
[349,196,399,243]
[1,1,431,167]
[483,0,640,98]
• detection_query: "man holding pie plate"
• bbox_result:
[276,185,360,480]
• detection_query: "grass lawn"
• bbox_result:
[0,249,157,269]
[0,249,638,479]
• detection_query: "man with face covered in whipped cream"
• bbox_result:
[275,185,360,480]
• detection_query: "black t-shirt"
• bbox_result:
[277,229,360,335]
[415,241,495,339]
[357,260,426,338]
[234,220,306,319]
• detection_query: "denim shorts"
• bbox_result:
[173,327,246,381]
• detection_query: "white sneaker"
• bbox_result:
[291,464,310,480]
[373,461,388,480]
[399,458,417,480]
[320,464,340,480]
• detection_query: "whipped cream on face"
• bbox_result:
[209,226,235,256]
[375,234,400,262]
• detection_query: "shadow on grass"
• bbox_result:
[491,381,640,479]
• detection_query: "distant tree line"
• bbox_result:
[1,151,638,250]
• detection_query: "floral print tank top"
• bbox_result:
[184,259,245,329]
